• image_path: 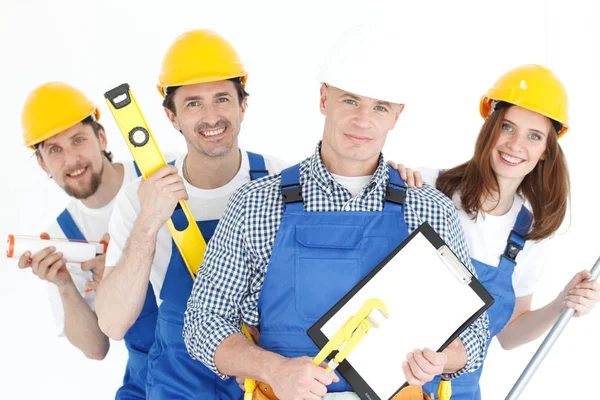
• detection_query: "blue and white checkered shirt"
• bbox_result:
[184,143,490,380]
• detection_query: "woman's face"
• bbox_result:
[490,105,552,184]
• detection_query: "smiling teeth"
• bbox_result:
[68,168,85,177]
[201,127,225,137]
[500,152,524,164]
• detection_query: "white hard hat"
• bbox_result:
[318,25,408,105]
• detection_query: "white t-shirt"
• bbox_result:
[419,167,546,297]
[330,173,372,197]
[105,150,290,305]
[46,161,141,336]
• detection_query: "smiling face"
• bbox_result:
[490,105,552,186]
[164,80,246,158]
[319,84,403,171]
[36,122,107,199]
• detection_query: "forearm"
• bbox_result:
[59,280,110,360]
[215,333,285,383]
[497,301,561,350]
[96,217,158,339]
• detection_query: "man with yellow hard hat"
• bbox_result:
[96,30,289,399]
[18,82,161,399]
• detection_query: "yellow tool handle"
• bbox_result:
[104,84,206,278]
[437,379,452,400]
[241,323,258,399]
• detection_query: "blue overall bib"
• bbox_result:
[145,152,268,400]
[258,164,410,393]
[57,202,160,400]
[423,206,532,399]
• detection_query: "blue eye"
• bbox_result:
[187,101,200,108]
[528,133,541,141]
[74,137,84,145]
[502,123,514,132]
[216,97,229,103]
[344,99,357,105]
[374,105,387,112]
[49,146,61,154]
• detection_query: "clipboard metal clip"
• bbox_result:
[313,298,389,372]
[437,245,472,284]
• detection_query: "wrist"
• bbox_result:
[260,352,286,383]
[135,215,162,238]
[56,275,77,295]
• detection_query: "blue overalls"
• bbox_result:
[423,206,532,400]
[145,152,269,400]
[57,197,160,400]
[258,164,410,393]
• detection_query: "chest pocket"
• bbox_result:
[294,225,362,321]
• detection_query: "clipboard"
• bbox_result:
[307,222,494,400]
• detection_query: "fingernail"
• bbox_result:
[49,246,56,251]
[402,362,408,367]
[56,252,63,257]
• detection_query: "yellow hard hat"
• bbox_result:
[21,82,100,149]
[479,64,569,138]
[157,29,247,97]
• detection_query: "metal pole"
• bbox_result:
[505,255,600,399]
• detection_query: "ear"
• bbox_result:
[97,126,108,151]
[389,104,405,130]
[164,107,181,131]
[319,83,328,116]
[36,152,49,175]
[239,96,248,122]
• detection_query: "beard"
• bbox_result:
[62,165,103,199]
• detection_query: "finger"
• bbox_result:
[406,352,430,384]
[412,348,442,376]
[308,378,328,397]
[38,252,63,280]
[568,288,598,301]
[17,252,32,269]
[313,365,334,386]
[402,359,422,386]
[422,347,448,367]
[147,165,179,182]
[30,246,57,267]
[33,250,62,276]
[414,171,423,188]
[565,295,595,310]
[153,173,185,190]
[387,160,399,170]
[100,232,111,246]
[576,280,599,292]
[86,280,99,291]
[565,299,590,317]
[567,270,590,289]
[46,259,67,282]
[406,168,416,188]
[92,272,102,283]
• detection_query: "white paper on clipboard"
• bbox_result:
[320,231,486,400]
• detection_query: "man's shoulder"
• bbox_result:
[407,183,456,216]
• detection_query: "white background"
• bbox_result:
[0,1,598,399]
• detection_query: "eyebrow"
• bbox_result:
[43,132,85,149]
[504,119,548,137]
[183,92,233,102]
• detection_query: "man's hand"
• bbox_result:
[270,356,339,400]
[81,233,111,292]
[402,348,447,386]
[137,164,188,232]
[387,161,423,188]
[17,235,72,289]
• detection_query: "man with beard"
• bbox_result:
[18,82,169,399]
[95,30,289,399]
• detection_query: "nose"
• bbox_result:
[199,103,221,127]
[351,105,372,130]
[506,132,525,151]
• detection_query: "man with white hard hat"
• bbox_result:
[184,26,490,399]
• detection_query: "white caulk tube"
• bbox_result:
[6,235,106,263]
